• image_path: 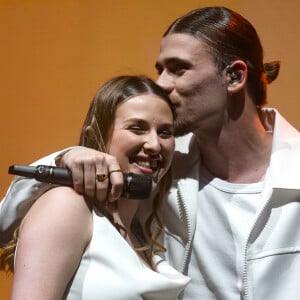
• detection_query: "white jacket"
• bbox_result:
[161,108,300,300]
[1,109,300,299]
[0,149,72,244]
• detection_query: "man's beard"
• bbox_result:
[174,118,193,137]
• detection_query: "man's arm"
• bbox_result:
[0,148,73,244]
[0,146,124,244]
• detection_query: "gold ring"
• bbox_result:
[96,173,107,182]
[108,169,122,176]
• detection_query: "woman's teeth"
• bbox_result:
[135,159,159,170]
[136,160,151,168]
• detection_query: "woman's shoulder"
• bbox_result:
[21,186,93,246]
[26,186,91,218]
[14,187,93,299]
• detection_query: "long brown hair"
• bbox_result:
[79,75,175,259]
[0,75,175,273]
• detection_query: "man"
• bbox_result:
[1,7,300,300]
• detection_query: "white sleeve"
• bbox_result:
[0,148,75,244]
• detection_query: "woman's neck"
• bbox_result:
[112,203,152,268]
[112,198,138,230]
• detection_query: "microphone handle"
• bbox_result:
[9,165,73,186]
[37,165,73,186]
[8,164,152,199]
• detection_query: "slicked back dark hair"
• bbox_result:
[164,6,280,106]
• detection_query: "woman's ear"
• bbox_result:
[225,60,247,94]
[85,126,92,136]
[83,126,92,144]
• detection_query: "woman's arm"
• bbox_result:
[11,186,92,300]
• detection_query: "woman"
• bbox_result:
[1,75,190,299]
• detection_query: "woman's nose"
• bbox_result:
[143,132,161,154]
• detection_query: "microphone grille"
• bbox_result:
[122,173,152,199]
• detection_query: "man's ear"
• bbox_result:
[225,60,247,94]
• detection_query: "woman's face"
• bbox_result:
[106,94,175,189]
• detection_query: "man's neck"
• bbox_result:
[196,111,273,184]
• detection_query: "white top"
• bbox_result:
[65,210,190,299]
[183,166,263,299]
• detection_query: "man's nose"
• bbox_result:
[156,72,174,94]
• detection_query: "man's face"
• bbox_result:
[156,33,228,137]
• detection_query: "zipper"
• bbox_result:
[177,181,193,274]
[241,184,273,300]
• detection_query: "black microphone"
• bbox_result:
[8,164,152,199]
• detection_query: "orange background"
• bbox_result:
[0,0,299,297]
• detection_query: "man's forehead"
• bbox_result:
[157,33,207,63]
[161,33,199,44]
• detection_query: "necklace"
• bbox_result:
[113,220,151,252]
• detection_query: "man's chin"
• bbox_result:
[174,121,192,137]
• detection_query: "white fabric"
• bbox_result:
[183,166,263,299]
[2,109,300,299]
[0,148,74,244]
[65,210,190,299]
[161,108,300,299]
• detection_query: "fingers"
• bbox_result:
[57,146,124,203]
[83,161,98,199]
[107,167,123,201]
[94,163,109,202]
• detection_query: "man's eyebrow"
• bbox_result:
[155,57,192,70]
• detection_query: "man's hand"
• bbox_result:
[57,147,123,203]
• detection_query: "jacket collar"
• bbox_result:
[263,108,300,189]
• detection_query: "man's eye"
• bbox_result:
[156,67,163,75]
[169,65,185,75]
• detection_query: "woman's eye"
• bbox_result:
[128,126,145,133]
[159,130,174,138]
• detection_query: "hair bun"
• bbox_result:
[264,61,280,84]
